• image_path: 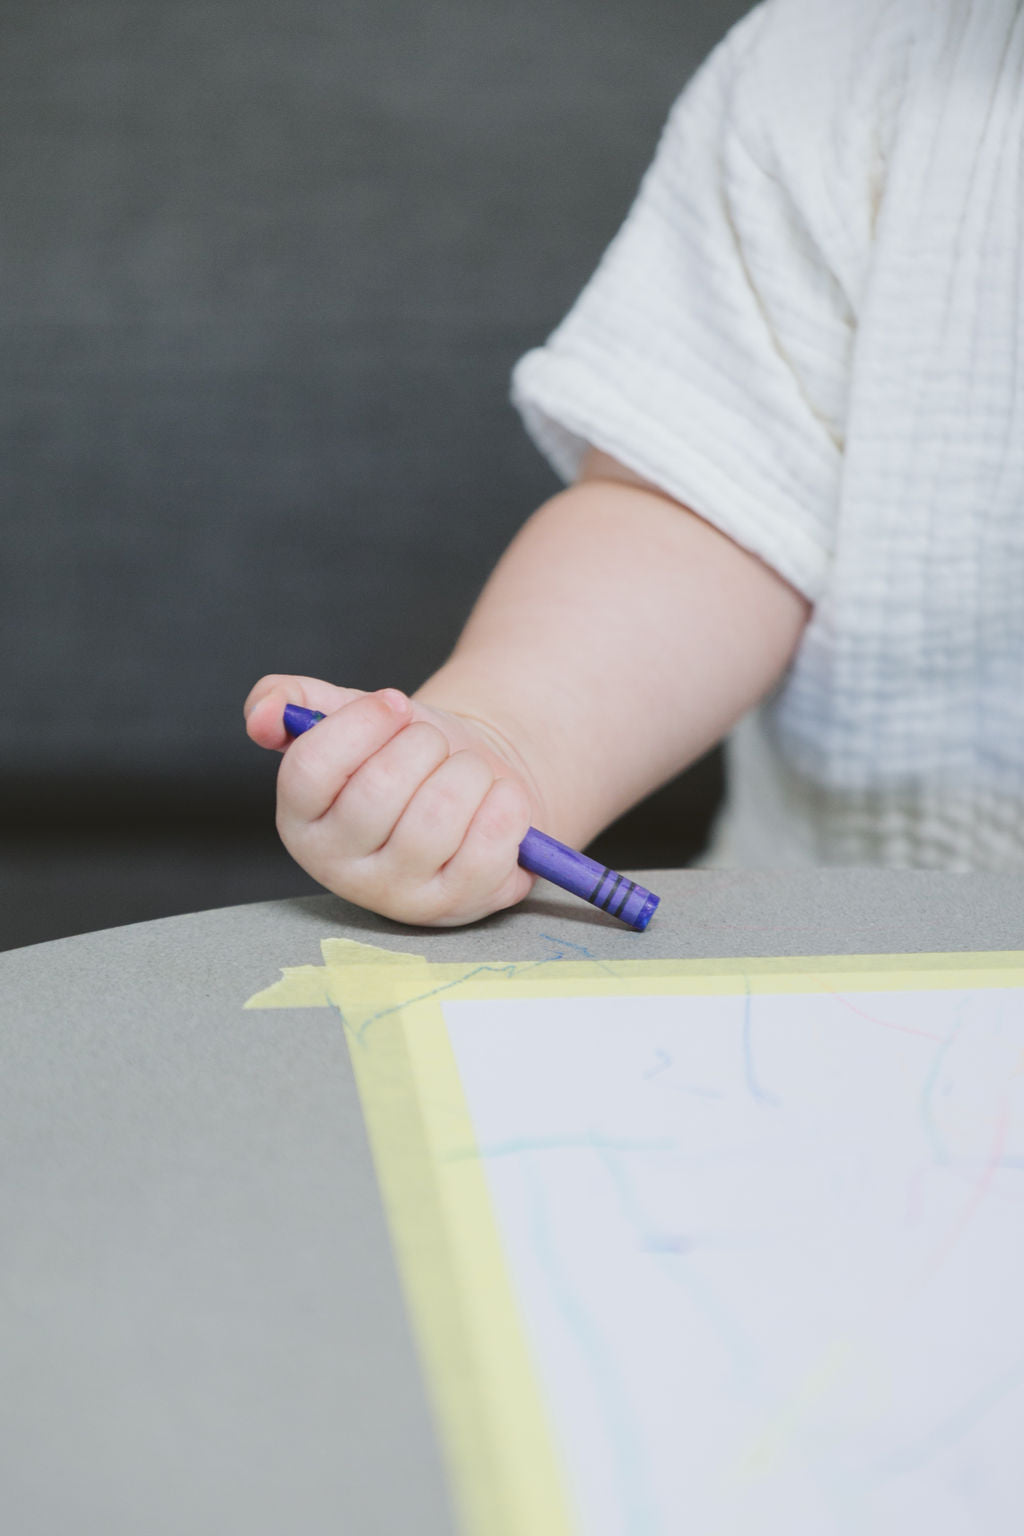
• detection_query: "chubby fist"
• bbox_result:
[244,675,538,926]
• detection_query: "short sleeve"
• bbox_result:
[510,0,887,601]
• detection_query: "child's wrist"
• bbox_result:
[412,676,554,832]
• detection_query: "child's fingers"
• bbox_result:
[244,675,368,749]
[385,748,498,879]
[244,673,362,718]
[326,719,451,858]
[276,690,412,823]
[435,776,534,914]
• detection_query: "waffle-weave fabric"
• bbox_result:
[512,0,1024,870]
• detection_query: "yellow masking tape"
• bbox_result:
[251,937,576,1536]
[246,939,1024,1535]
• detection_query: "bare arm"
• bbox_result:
[246,450,810,924]
[416,448,810,847]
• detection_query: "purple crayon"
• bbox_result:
[282,703,660,931]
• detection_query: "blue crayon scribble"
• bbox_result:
[596,1142,758,1386]
[643,1048,673,1080]
[641,1232,693,1255]
[522,1158,661,1534]
[919,996,969,1165]
[347,957,556,1044]
[641,1049,724,1099]
[538,931,619,974]
[871,1355,1024,1483]
[741,978,781,1107]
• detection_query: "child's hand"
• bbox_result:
[244,675,537,926]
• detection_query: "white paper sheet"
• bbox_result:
[441,986,1024,1535]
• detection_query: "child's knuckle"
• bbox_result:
[418,782,466,834]
[353,756,405,815]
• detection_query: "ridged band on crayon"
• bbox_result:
[282,704,660,931]
[517,828,660,932]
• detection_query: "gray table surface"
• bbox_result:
[2,869,1023,1536]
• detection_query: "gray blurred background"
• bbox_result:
[2,0,750,951]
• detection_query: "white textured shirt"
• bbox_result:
[511,0,1024,870]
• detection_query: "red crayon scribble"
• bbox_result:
[821,986,946,1043]
[920,1098,1011,1283]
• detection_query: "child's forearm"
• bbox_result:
[246,451,811,927]
[415,452,811,849]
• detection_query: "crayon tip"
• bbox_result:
[632,892,660,932]
[283,703,325,736]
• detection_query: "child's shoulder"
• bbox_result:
[727,0,918,115]
[736,0,955,62]
[720,0,973,123]
[705,0,961,234]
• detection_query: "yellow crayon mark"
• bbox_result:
[737,1337,858,1482]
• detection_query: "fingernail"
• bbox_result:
[378,688,410,715]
